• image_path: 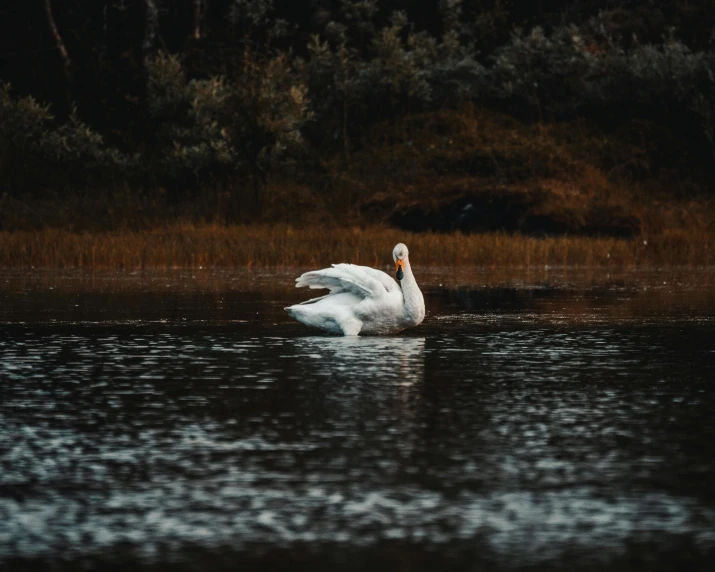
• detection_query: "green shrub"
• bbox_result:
[0,84,132,193]
[144,51,312,192]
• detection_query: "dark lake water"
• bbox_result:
[1,268,714,571]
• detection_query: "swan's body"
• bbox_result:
[284,243,425,336]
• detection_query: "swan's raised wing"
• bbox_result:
[332,264,400,294]
[295,264,391,300]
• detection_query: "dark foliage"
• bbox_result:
[1,1,714,208]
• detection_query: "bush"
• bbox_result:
[2,1,715,202]
[0,84,132,193]
[144,50,312,196]
[488,21,715,146]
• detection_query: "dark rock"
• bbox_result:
[366,182,641,238]
[582,205,642,238]
[385,186,542,234]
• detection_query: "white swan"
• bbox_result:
[284,243,425,336]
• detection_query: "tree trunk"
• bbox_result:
[193,0,202,40]
[143,0,159,54]
[43,0,72,107]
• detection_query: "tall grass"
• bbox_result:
[0,225,711,268]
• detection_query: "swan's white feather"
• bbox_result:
[295,265,388,299]
[331,264,400,294]
[285,244,425,336]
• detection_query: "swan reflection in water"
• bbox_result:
[290,336,426,387]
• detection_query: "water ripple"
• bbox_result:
[1,270,714,569]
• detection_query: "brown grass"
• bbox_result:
[0,224,712,268]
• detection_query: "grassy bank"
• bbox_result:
[0,224,711,268]
[2,107,713,267]
[3,106,714,238]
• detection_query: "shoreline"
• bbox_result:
[0,224,712,269]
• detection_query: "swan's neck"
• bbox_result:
[400,258,425,325]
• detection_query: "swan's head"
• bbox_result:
[393,243,409,280]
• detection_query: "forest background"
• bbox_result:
[1,1,714,266]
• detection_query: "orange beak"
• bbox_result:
[395,260,404,280]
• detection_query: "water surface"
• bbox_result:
[1,268,714,570]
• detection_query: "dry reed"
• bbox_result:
[0,224,712,268]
